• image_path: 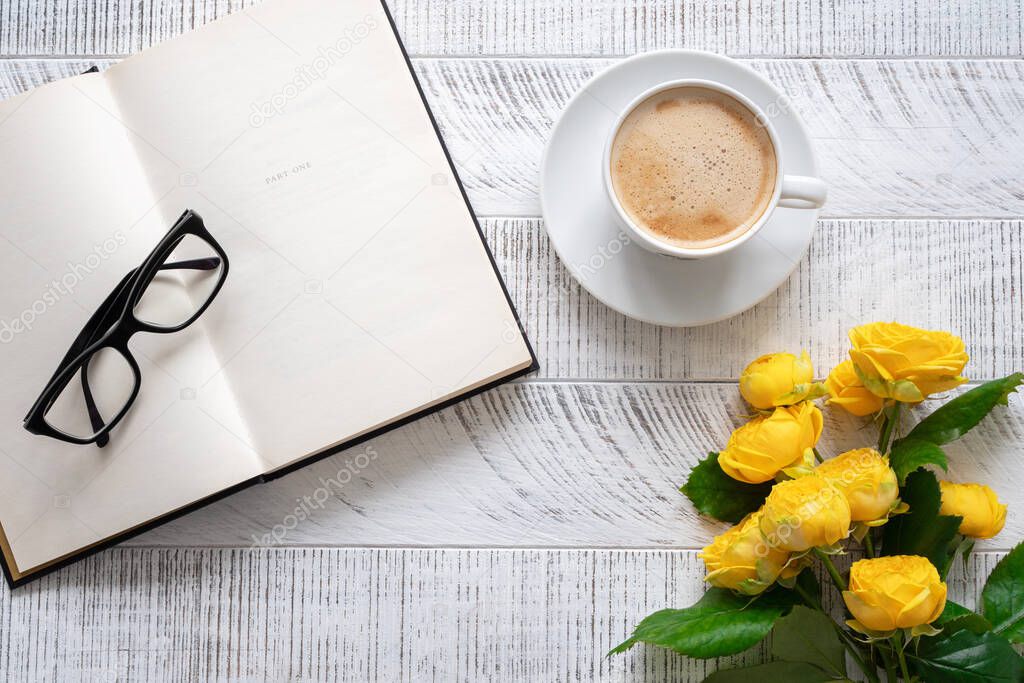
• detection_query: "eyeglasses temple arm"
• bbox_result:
[159,256,221,271]
[79,358,110,447]
[47,257,220,386]
[41,269,138,394]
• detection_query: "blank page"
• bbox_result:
[0,76,262,577]
[100,0,534,469]
[0,0,532,580]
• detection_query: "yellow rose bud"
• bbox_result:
[759,475,852,552]
[843,556,947,633]
[939,481,1007,539]
[700,510,793,595]
[825,360,884,417]
[848,322,968,402]
[740,351,822,410]
[816,448,900,523]
[718,403,824,484]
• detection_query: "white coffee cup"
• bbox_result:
[602,78,827,260]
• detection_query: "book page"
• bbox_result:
[0,75,262,576]
[100,0,534,469]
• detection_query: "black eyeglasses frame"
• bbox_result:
[23,209,228,447]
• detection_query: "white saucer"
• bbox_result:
[540,50,820,327]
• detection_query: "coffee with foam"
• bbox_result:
[610,86,777,250]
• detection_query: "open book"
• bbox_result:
[0,0,536,586]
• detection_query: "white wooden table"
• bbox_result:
[2,1,1023,680]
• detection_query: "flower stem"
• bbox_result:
[838,627,880,683]
[897,648,911,681]
[940,536,972,581]
[864,531,876,558]
[813,447,825,463]
[793,580,879,683]
[892,634,911,682]
[814,548,848,591]
[792,579,821,609]
[878,646,898,682]
[939,547,955,581]
[877,403,901,454]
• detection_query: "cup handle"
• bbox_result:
[778,175,827,209]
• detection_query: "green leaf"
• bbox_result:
[937,600,993,636]
[795,569,822,609]
[610,588,799,658]
[771,606,847,678]
[881,470,962,572]
[888,438,949,484]
[704,661,843,682]
[903,374,1023,445]
[888,373,1022,482]
[982,542,1024,643]
[958,536,976,572]
[680,452,773,523]
[907,629,1024,683]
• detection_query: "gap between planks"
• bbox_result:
[0,547,1007,682]
[3,0,1023,58]
[119,381,1024,550]
[5,58,1024,218]
[9,54,1024,61]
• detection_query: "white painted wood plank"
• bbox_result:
[106,382,1024,550]
[4,114,1011,381]
[1,1,1016,680]
[484,218,1024,381]
[2,0,1022,57]
[3,58,1024,217]
[3,64,1020,379]
[0,547,1006,682]
[417,58,1024,217]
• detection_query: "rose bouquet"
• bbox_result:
[612,322,1024,682]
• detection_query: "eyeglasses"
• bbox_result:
[24,210,229,447]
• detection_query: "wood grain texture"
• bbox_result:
[0,547,1006,682]
[484,218,1024,381]
[2,0,1022,57]
[116,382,1024,551]
[4,58,1024,217]
[413,58,1024,217]
[2,2,1023,679]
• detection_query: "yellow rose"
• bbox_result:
[816,448,900,523]
[739,351,824,410]
[700,510,795,595]
[718,403,824,484]
[825,360,884,417]
[848,322,968,402]
[759,475,852,552]
[843,556,947,633]
[939,481,1007,539]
